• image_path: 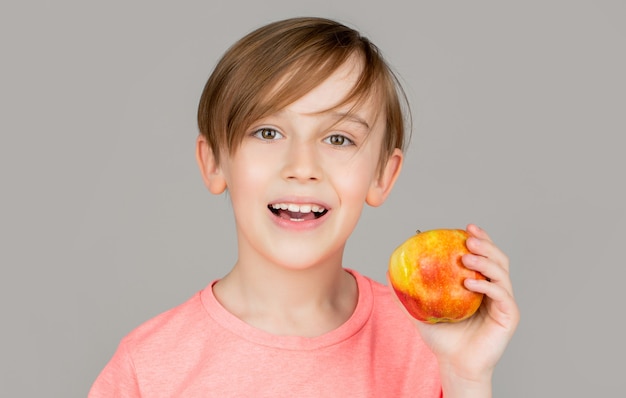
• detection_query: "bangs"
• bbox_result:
[256,42,386,119]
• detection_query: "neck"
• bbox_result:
[213,260,358,337]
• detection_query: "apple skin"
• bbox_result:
[388,229,485,324]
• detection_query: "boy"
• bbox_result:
[90,17,519,397]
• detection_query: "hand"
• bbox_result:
[393,224,520,388]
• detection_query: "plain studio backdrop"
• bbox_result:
[1,1,624,396]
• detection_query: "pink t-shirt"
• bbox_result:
[89,269,442,397]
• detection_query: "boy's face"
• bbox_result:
[198,57,402,271]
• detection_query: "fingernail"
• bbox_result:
[463,254,476,266]
[464,278,478,288]
[467,237,479,247]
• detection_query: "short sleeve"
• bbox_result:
[88,340,141,398]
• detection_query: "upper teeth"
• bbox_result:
[271,203,325,213]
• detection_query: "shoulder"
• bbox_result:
[364,274,409,320]
[348,270,441,391]
[109,286,222,375]
[350,270,402,314]
[130,290,205,335]
[89,289,211,397]
[349,269,421,335]
[120,289,209,355]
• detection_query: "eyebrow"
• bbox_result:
[271,109,372,131]
[330,111,371,131]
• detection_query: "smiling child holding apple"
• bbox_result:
[89,17,519,397]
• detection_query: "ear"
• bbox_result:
[366,148,403,207]
[196,135,227,195]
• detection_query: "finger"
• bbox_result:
[465,236,510,273]
[464,278,520,330]
[466,223,492,242]
[465,224,509,270]
[463,253,514,295]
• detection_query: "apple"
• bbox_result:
[388,229,485,324]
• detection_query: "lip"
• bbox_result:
[267,196,331,231]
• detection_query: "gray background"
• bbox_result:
[1,0,624,396]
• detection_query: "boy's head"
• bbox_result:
[197,17,409,173]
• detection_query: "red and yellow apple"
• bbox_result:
[388,229,485,324]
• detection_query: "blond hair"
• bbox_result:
[197,17,409,171]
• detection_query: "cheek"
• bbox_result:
[224,149,274,193]
[228,144,299,184]
[331,158,378,201]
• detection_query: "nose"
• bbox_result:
[281,139,322,182]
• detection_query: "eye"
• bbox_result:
[253,128,283,140]
[324,134,354,147]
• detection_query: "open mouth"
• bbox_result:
[268,203,329,221]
